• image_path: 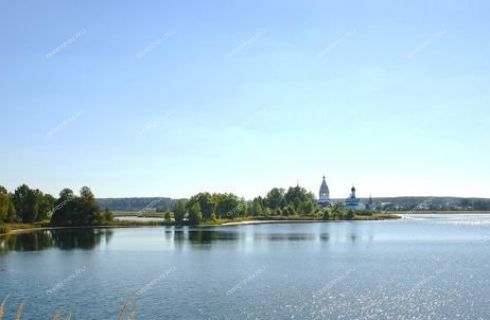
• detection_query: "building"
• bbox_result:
[366,195,375,211]
[345,185,364,210]
[318,176,331,207]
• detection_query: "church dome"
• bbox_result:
[319,176,330,201]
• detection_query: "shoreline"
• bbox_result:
[0,222,164,237]
[393,210,490,214]
[5,211,490,235]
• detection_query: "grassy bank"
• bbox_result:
[1,213,400,235]
[0,220,167,236]
[353,213,400,220]
[112,211,165,218]
[198,213,400,226]
[0,222,49,236]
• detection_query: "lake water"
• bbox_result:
[2,214,490,319]
[114,216,165,222]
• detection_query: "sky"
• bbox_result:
[0,0,489,199]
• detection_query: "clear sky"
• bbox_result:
[1,0,489,199]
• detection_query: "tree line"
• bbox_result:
[170,185,359,225]
[0,184,112,226]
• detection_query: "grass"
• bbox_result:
[353,213,400,220]
[197,213,400,226]
[112,211,165,218]
[0,219,170,236]
[0,295,136,320]
[0,222,50,236]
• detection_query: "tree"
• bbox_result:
[322,208,330,220]
[80,186,95,201]
[173,200,187,225]
[188,202,202,226]
[345,209,354,220]
[284,205,295,216]
[303,200,315,215]
[0,187,10,222]
[164,211,172,223]
[332,203,345,220]
[103,208,113,223]
[213,193,240,218]
[235,200,247,217]
[51,187,106,226]
[284,185,317,212]
[251,197,264,216]
[6,201,17,222]
[188,193,215,220]
[265,188,285,210]
[36,191,55,221]
[13,184,39,223]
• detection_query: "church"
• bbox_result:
[318,176,331,207]
[344,186,363,210]
[317,176,373,210]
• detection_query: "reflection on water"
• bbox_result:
[114,216,164,222]
[2,215,490,319]
[4,214,489,254]
[0,228,113,253]
[0,225,373,254]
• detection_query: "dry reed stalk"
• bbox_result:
[15,300,26,320]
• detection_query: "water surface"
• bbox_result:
[1,214,490,319]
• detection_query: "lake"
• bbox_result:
[114,216,165,222]
[1,214,490,319]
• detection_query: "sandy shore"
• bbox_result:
[221,220,322,226]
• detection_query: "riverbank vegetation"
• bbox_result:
[0,184,117,235]
[171,186,396,226]
[1,184,398,235]
[0,294,137,320]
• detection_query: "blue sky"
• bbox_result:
[1,0,489,199]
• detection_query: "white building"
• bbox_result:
[345,186,364,210]
[318,176,331,207]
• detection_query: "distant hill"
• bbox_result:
[96,197,179,213]
[98,196,490,212]
[344,196,490,211]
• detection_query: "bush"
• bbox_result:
[0,225,9,235]
[345,209,354,220]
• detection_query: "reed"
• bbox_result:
[0,295,10,320]
[14,300,25,320]
[0,296,134,320]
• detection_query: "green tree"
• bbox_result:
[173,200,187,225]
[188,193,215,220]
[36,191,55,221]
[265,188,285,210]
[284,185,317,212]
[235,199,247,217]
[103,208,113,223]
[322,208,330,220]
[0,186,10,222]
[213,193,240,218]
[332,203,345,220]
[345,209,354,220]
[6,201,17,222]
[13,184,39,223]
[51,187,105,226]
[303,200,315,215]
[164,211,172,223]
[250,197,264,216]
[188,202,203,226]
